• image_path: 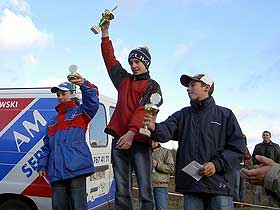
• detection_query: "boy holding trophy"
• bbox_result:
[99,20,162,210]
[37,72,99,210]
[144,74,246,210]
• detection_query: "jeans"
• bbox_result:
[153,187,168,210]
[51,175,87,210]
[112,140,154,210]
[184,193,234,210]
[239,176,246,202]
[233,169,240,202]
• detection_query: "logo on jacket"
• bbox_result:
[211,121,221,126]
[219,183,227,189]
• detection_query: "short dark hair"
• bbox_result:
[262,131,271,137]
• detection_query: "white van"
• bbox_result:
[0,87,116,210]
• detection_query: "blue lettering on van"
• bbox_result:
[13,110,47,153]
[0,98,57,181]
[22,147,43,177]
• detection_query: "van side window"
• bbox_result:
[89,103,107,147]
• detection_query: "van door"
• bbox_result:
[86,102,114,210]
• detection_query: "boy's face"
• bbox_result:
[187,81,210,101]
[152,141,159,149]
[56,90,71,103]
[129,58,148,75]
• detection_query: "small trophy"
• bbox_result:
[67,64,78,99]
[91,6,118,34]
[139,93,161,137]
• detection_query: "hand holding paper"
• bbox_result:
[181,160,203,181]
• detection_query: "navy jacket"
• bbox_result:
[152,96,245,195]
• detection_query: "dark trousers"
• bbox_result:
[51,175,87,210]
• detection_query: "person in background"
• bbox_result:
[37,74,99,210]
[144,73,246,210]
[100,20,163,210]
[252,131,280,207]
[152,140,175,210]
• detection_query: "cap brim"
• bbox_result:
[51,87,70,93]
[180,75,200,87]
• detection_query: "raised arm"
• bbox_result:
[100,21,129,89]
[68,73,99,119]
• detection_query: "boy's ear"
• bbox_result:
[204,85,210,92]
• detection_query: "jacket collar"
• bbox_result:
[261,140,273,145]
[130,71,150,81]
[190,96,215,111]
[55,100,77,113]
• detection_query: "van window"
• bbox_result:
[89,103,107,147]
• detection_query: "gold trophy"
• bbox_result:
[139,93,161,137]
[67,64,78,99]
[91,6,118,34]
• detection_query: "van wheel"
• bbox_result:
[0,199,33,210]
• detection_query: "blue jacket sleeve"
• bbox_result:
[37,135,50,172]
[211,110,246,174]
[152,110,181,143]
[79,79,100,119]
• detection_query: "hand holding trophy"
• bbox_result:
[139,93,161,137]
[67,64,78,99]
[91,6,118,34]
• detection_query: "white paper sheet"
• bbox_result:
[181,160,203,181]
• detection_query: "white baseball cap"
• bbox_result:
[180,74,214,87]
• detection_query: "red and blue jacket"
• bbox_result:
[37,80,99,183]
[101,37,163,142]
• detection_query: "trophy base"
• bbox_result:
[91,26,100,34]
[139,128,151,137]
[67,75,77,81]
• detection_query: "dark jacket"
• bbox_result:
[37,80,99,183]
[101,37,162,142]
[152,96,246,195]
[252,141,280,165]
